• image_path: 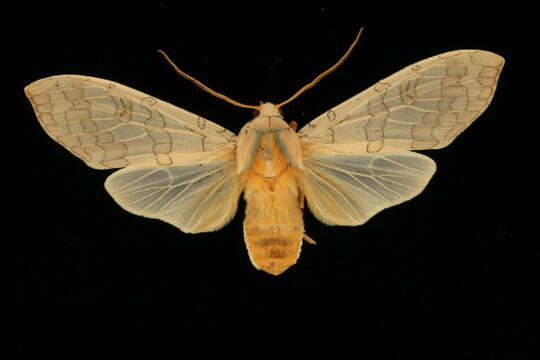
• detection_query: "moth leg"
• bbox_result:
[303,234,317,245]
[289,121,298,131]
[298,190,315,244]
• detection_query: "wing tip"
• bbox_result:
[24,74,102,96]
[444,49,505,67]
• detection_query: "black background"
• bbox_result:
[11,2,534,354]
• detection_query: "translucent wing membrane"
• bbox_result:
[299,50,504,153]
[301,152,436,225]
[25,75,236,169]
[105,156,241,233]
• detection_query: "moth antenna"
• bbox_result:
[276,27,364,109]
[158,50,261,111]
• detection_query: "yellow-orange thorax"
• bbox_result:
[237,103,304,275]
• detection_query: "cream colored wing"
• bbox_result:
[300,151,436,226]
[299,50,504,153]
[105,155,241,233]
[25,75,236,169]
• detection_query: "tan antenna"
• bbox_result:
[276,27,364,109]
[158,27,364,112]
[157,49,261,110]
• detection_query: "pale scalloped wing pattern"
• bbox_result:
[299,50,504,153]
[25,75,236,169]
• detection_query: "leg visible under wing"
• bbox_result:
[303,234,317,245]
[289,121,298,131]
[298,190,317,245]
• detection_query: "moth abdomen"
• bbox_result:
[243,212,303,276]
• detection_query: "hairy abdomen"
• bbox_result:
[242,169,303,276]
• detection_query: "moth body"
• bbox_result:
[239,103,305,275]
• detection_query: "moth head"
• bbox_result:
[258,102,281,117]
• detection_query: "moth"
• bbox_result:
[25,29,504,275]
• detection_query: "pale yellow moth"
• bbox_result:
[25,29,504,275]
